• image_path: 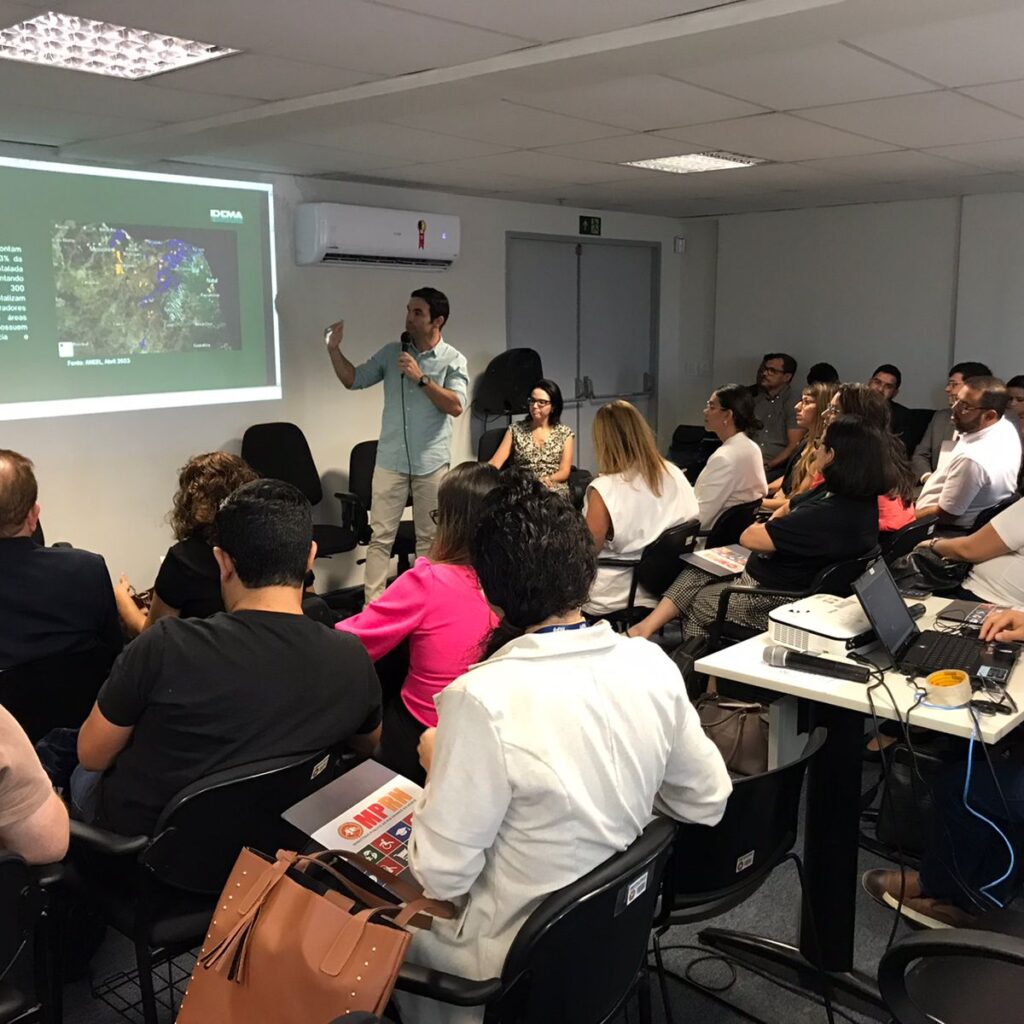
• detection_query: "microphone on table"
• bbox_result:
[762,645,871,683]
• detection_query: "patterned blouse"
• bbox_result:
[510,421,574,497]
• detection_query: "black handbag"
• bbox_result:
[890,549,971,594]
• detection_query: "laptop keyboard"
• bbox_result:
[902,630,982,675]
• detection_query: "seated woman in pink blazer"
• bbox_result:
[337,462,500,783]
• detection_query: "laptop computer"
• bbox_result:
[851,559,1022,685]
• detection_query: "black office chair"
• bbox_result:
[878,914,1024,1024]
[595,519,701,632]
[900,408,935,459]
[2,646,116,744]
[567,467,592,512]
[652,729,827,1024]
[0,853,45,1024]
[477,427,507,464]
[880,514,938,563]
[708,548,881,653]
[67,746,348,1024]
[241,422,357,558]
[667,425,718,478]
[471,348,542,425]
[336,440,417,577]
[396,817,677,1024]
[973,493,1020,531]
[702,499,762,550]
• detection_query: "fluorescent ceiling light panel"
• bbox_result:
[624,151,766,173]
[0,12,240,79]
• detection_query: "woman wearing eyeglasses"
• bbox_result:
[488,378,574,497]
[337,462,500,784]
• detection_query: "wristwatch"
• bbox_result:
[417,375,428,388]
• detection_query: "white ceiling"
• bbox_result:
[5,0,1024,216]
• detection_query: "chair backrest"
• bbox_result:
[878,926,1024,1024]
[1,646,116,743]
[495,817,676,1024]
[811,548,881,598]
[880,515,938,563]
[705,499,762,549]
[241,422,323,505]
[901,408,935,458]
[662,728,825,919]
[141,746,342,894]
[472,349,543,418]
[0,852,42,1011]
[477,427,507,464]
[973,493,1020,532]
[635,518,702,598]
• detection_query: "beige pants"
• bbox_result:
[364,464,446,602]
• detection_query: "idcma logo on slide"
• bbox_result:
[210,209,244,224]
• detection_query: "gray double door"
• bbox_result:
[506,234,659,472]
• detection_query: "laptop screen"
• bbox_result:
[851,559,918,659]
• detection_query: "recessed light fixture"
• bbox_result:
[0,11,240,79]
[624,152,767,174]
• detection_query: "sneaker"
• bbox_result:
[861,869,978,929]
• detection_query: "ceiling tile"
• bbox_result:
[537,133,694,164]
[0,62,259,121]
[850,8,1024,88]
[925,137,1024,172]
[179,142,413,175]
[0,101,160,145]
[361,0,732,44]
[370,162,544,193]
[917,172,1024,197]
[391,101,624,148]
[56,0,534,74]
[288,122,513,162]
[796,149,983,183]
[960,80,1024,120]
[507,75,763,132]
[417,150,642,185]
[796,92,1024,149]
[665,43,933,110]
[655,113,897,162]
[156,54,378,101]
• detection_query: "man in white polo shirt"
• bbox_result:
[915,376,1020,529]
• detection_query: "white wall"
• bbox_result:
[2,146,685,590]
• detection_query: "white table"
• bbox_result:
[693,596,1024,1017]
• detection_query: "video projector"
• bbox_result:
[768,594,876,658]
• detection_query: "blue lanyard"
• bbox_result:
[534,621,589,634]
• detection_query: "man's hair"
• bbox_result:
[214,479,312,588]
[471,470,595,657]
[806,362,840,385]
[714,383,762,437]
[430,462,501,566]
[872,363,902,388]
[410,287,450,328]
[964,376,1009,418]
[593,400,667,497]
[169,452,259,545]
[949,361,991,380]
[763,352,797,377]
[821,415,892,500]
[0,450,38,538]
[1008,374,1024,390]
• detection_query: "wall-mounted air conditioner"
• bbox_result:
[294,202,460,271]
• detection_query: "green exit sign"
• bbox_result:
[579,216,602,236]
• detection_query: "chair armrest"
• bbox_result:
[30,862,64,888]
[334,491,369,541]
[334,491,359,503]
[69,820,150,858]
[596,557,638,569]
[396,963,503,1006]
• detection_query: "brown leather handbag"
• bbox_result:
[176,847,453,1023]
[695,693,769,776]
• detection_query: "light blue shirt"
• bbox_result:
[351,338,469,476]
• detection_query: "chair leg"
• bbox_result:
[134,937,159,1024]
[651,930,676,1024]
[636,966,653,1024]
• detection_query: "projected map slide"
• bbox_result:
[0,156,279,421]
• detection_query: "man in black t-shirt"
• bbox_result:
[75,479,382,837]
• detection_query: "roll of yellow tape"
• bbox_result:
[925,669,972,707]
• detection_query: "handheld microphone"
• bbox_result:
[763,645,871,683]
[400,331,412,352]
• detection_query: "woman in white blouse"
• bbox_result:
[583,400,699,615]
[401,472,731,1024]
[695,384,769,530]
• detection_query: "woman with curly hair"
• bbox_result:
[113,452,257,635]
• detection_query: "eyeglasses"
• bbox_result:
[759,365,786,376]
[528,398,551,407]
[429,508,440,524]
[952,398,989,412]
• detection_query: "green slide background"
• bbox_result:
[0,161,275,404]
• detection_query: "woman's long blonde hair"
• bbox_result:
[593,401,667,497]
[790,382,838,492]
